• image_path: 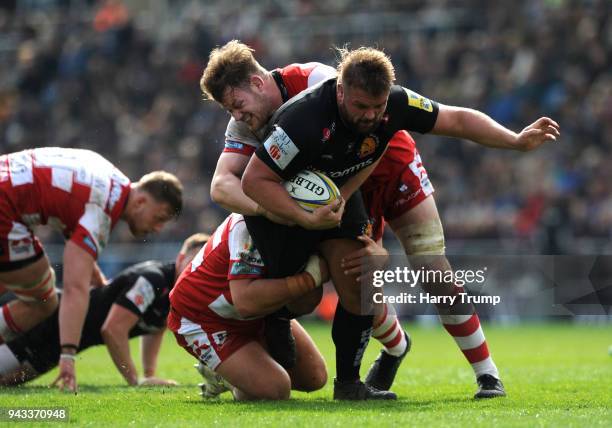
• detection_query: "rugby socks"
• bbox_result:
[439,310,499,379]
[0,305,22,344]
[372,303,408,357]
[332,303,373,382]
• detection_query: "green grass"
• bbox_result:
[1,322,610,427]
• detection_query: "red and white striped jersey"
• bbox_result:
[169,213,265,330]
[0,147,130,259]
[223,62,336,156]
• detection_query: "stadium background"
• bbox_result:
[0,0,610,320]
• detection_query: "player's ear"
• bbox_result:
[337,82,345,103]
[250,74,265,91]
[134,191,149,208]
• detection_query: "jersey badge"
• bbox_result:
[126,276,155,313]
[321,122,336,143]
[264,126,299,170]
[212,331,228,346]
[403,88,433,112]
[358,136,378,159]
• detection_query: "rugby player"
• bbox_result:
[202,41,402,400]
[0,233,207,386]
[168,214,329,401]
[203,44,559,399]
[0,147,183,392]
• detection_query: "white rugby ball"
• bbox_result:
[284,170,340,212]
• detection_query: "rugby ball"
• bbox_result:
[284,170,340,212]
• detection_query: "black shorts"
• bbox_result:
[245,192,369,278]
[7,314,60,375]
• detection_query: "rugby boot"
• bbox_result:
[365,331,411,391]
[333,379,397,400]
[194,362,231,398]
[474,374,506,399]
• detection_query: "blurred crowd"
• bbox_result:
[0,0,610,253]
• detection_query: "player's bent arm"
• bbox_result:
[100,304,140,385]
[242,156,341,229]
[242,156,311,226]
[339,155,384,200]
[59,241,96,354]
[211,152,260,215]
[140,329,164,378]
[230,255,327,318]
[432,104,560,151]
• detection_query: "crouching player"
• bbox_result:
[0,233,208,386]
[169,214,328,400]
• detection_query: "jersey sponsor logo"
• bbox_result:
[126,276,156,313]
[79,203,111,252]
[403,88,433,112]
[394,188,423,207]
[224,140,245,151]
[263,126,299,170]
[269,144,281,160]
[82,235,98,255]
[321,122,336,143]
[8,152,33,186]
[322,128,331,142]
[9,237,35,261]
[108,180,123,212]
[328,158,374,178]
[230,260,264,277]
[212,331,228,346]
[7,223,36,261]
[358,136,378,158]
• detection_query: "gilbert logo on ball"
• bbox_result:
[285,170,340,212]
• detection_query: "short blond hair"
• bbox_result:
[337,47,395,96]
[179,233,210,255]
[200,40,266,103]
[137,171,183,218]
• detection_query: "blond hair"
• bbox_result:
[137,171,183,217]
[337,47,395,96]
[200,40,266,103]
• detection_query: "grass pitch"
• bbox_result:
[1,322,610,427]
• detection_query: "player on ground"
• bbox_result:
[0,233,207,386]
[168,213,329,400]
[205,45,559,399]
[0,147,183,392]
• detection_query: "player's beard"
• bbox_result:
[338,102,382,134]
[247,93,275,132]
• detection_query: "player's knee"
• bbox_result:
[257,371,291,400]
[335,288,361,314]
[303,364,328,392]
[395,218,446,257]
[13,268,58,312]
[333,275,361,313]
